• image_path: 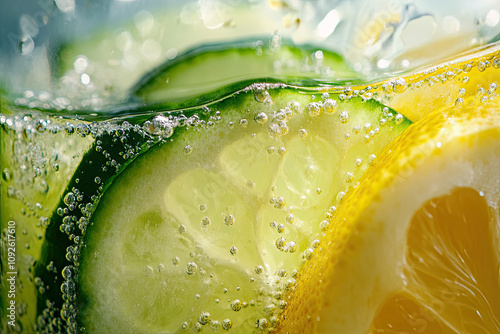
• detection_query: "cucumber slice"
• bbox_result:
[131,40,359,108]
[32,85,409,333]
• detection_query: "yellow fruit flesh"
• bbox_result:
[371,187,500,333]
[275,103,500,333]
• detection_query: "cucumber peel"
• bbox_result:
[131,39,360,108]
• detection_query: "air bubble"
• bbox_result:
[222,318,232,330]
[368,154,377,165]
[478,62,487,72]
[286,241,297,253]
[274,197,286,209]
[303,248,314,260]
[186,262,197,275]
[143,115,174,138]
[193,323,202,332]
[306,102,321,116]
[298,128,308,138]
[352,125,361,134]
[224,215,235,226]
[275,237,286,251]
[286,213,294,224]
[455,98,464,106]
[336,191,345,203]
[184,145,193,154]
[255,265,264,274]
[354,158,363,167]
[277,224,285,233]
[178,225,186,233]
[229,246,238,255]
[201,216,211,227]
[363,123,372,133]
[239,119,248,127]
[257,318,269,329]
[254,112,268,124]
[230,299,242,311]
[211,320,221,331]
[488,56,500,69]
[323,99,337,113]
[277,269,287,277]
[198,204,207,212]
[339,111,349,123]
[393,78,407,93]
[345,172,355,183]
[287,101,301,113]
[395,113,404,124]
[2,169,11,182]
[269,121,289,138]
[199,311,211,325]
[277,147,287,156]
[254,90,272,103]
[319,220,330,231]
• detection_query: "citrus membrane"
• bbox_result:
[275,100,500,333]
[65,85,411,333]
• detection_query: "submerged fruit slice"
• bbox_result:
[131,40,357,107]
[74,86,410,333]
[381,41,500,122]
[276,101,500,333]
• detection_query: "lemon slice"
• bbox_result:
[276,101,500,333]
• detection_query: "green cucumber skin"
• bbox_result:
[130,38,360,109]
[33,125,159,333]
